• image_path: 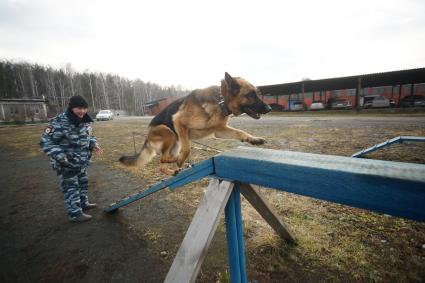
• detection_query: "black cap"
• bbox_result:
[68,95,88,109]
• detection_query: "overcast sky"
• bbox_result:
[1,0,424,89]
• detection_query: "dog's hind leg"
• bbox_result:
[173,121,191,167]
[159,129,186,175]
[119,139,157,167]
[159,131,178,164]
[119,125,175,167]
[146,125,181,175]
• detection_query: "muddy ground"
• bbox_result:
[1,113,425,282]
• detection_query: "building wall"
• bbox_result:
[139,83,425,115]
[0,102,47,122]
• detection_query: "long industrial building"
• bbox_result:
[258,67,425,110]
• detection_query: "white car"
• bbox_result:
[331,99,352,110]
[363,95,390,108]
[96,110,114,121]
[309,101,325,111]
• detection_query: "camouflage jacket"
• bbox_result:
[40,110,97,172]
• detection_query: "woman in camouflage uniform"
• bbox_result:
[40,95,103,222]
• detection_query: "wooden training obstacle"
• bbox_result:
[105,146,425,282]
[352,135,425,158]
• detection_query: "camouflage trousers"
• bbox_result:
[59,167,90,217]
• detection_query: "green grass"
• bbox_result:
[1,116,424,282]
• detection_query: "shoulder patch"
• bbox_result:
[44,125,55,135]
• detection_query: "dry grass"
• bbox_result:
[1,113,425,282]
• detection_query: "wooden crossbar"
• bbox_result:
[240,183,295,244]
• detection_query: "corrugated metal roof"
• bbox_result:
[258,67,425,96]
[0,98,47,103]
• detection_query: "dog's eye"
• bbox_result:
[247,91,257,98]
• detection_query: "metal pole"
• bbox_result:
[132,132,137,155]
[356,77,362,111]
[0,104,5,121]
[301,81,305,104]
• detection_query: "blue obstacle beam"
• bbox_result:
[107,146,425,221]
[104,159,214,213]
[214,147,425,222]
[352,136,425,158]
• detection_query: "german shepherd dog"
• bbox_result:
[119,72,271,173]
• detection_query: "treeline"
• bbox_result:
[0,60,189,115]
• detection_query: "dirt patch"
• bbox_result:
[1,113,425,282]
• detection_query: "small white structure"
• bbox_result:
[0,98,48,123]
[113,110,129,117]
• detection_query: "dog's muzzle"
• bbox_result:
[242,103,271,119]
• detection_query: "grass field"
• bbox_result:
[1,113,425,282]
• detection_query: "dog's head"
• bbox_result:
[223,72,271,119]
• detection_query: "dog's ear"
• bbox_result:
[224,72,240,96]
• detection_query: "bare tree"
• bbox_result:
[45,68,59,109]
[87,72,96,112]
[16,68,26,97]
[100,73,110,109]
[0,59,190,115]
[65,63,75,96]
[57,72,66,109]
[28,67,37,97]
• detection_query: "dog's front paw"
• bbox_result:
[160,167,176,176]
[173,163,193,175]
[247,136,266,145]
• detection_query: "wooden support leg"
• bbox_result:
[240,183,296,244]
[225,183,248,283]
[164,179,234,283]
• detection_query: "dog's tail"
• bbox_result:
[119,140,156,167]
